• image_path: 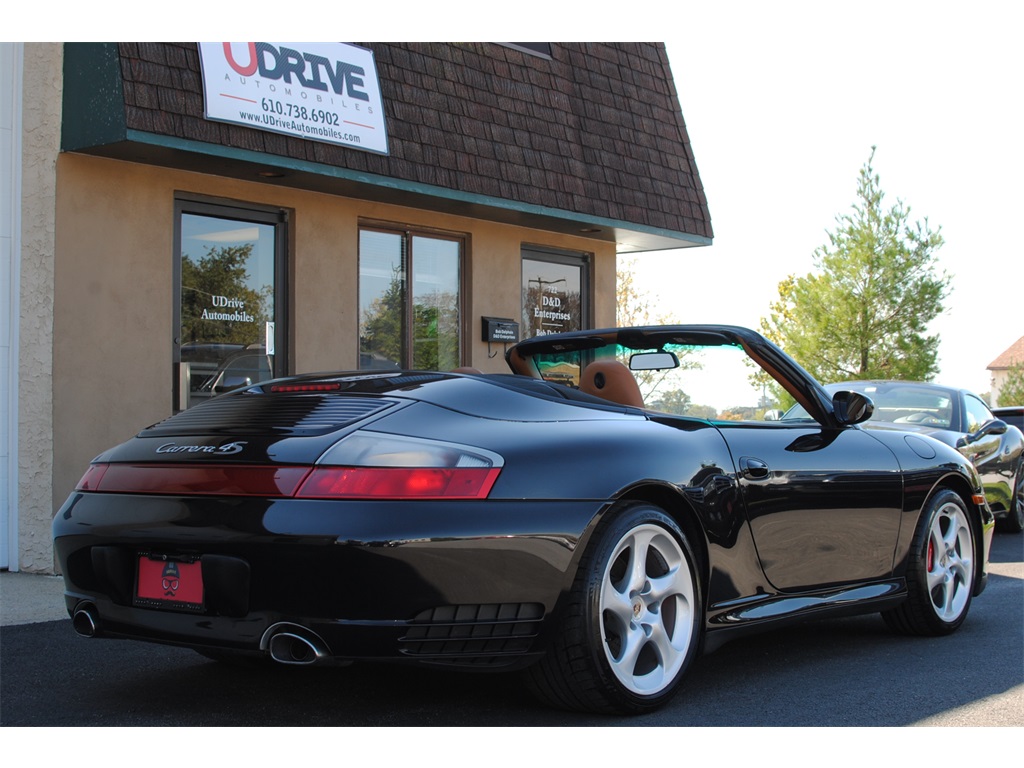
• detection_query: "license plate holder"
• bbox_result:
[134,553,205,612]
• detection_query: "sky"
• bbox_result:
[642,2,1022,402]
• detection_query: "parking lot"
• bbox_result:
[2,534,1021,728]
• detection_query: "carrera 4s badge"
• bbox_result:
[155,441,247,455]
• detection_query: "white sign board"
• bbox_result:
[198,42,388,154]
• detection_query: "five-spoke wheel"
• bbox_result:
[923,499,974,622]
[525,502,701,713]
[884,489,976,635]
[599,522,696,696]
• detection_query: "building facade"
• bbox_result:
[2,42,711,573]
[988,335,1024,406]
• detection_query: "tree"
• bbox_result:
[762,148,950,383]
[647,388,691,415]
[616,256,698,400]
[999,361,1024,406]
[181,244,271,346]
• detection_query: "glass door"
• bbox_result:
[521,248,589,339]
[174,201,286,410]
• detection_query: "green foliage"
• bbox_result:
[684,403,719,420]
[762,148,950,383]
[998,361,1024,406]
[359,266,459,370]
[647,388,691,415]
[180,244,271,345]
[360,266,405,366]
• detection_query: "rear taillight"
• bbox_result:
[74,433,503,500]
[299,433,503,499]
[76,465,311,497]
[294,466,500,499]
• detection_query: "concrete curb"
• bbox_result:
[0,571,69,626]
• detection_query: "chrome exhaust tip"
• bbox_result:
[262,624,329,665]
[72,603,99,638]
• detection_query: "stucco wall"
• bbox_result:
[50,154,616,562]
[18,44,61,572]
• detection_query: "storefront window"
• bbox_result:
[521,249,587,338]
[359,228,462,371]
[174,201,286,410]
[522,248,589,385]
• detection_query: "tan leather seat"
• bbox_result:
[579,360,644,408]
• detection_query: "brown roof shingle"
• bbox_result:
[112,42,712,243]
[988,336,1024,370]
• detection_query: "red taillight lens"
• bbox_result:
[295,466,501,500]
[76,464,311,497]
[74,435,503,500]
[269,383,343,393]
[76,464,109,491]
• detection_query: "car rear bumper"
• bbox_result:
[53,491,605,667]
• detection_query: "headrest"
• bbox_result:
[579,359,644,408]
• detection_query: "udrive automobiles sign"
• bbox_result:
[198,42,388,154]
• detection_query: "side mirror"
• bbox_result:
[832,390,874,426]
[629,351,680,371]
[215,375,253,393]
[956,418,1008,448]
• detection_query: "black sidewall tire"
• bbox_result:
[1001,466,1024,533]
[579,503,703,713]
[888,489,976,636]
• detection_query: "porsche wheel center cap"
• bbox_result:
[632,597,644,618]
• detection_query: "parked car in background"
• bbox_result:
[193,344,273,400]
[992,405,1024,434]
[786,381,1023,533]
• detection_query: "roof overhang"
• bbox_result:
[69,133,711,254]
[61,43,711,255]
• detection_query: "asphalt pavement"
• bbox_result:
[2,535,1022,729]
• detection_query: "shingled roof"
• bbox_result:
[988,336,1024,370]
[64,42,712,251]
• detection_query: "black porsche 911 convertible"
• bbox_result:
[53,325,994,714]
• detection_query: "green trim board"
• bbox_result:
[61,43,127,151]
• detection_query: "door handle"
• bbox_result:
[740,456,771,480]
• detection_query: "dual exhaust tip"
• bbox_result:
[72,603,100,638]
[263,625,329,665]
[72,605,328,666]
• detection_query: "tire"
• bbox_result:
[525,502,702,714]
[883,489,976,636]
[997,466,1024,534]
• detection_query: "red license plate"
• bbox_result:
[135,554,204,611]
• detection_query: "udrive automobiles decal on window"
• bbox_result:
[198,42,389,155]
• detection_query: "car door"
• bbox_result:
[717,421,903,591]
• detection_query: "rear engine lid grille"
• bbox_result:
[144,394,394,437]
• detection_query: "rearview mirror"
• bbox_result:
[629,351,679,371]
[832,390,874,425]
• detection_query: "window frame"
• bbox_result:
[172,195,289,411]
[520,245,591,339]
[357,223,468,371]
